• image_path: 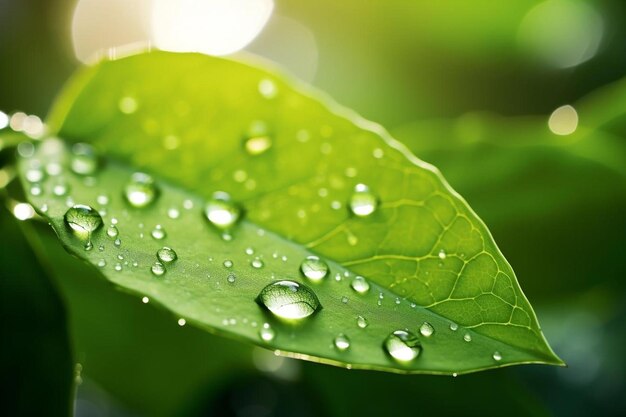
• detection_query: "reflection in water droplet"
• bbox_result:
[124,172,158,208]
[350,276,370,294]
[463,333,472,342]
[384,330,422,362]
[64,205,103,238]
[257,280,321,320]
[300,256,329,281]
[419,322,435,337]
[151,261,165,276]
[157,246,177,263]
[493,351,502,361]
[357,315,368,328]
[349,184,378,217]
[151,225,166,240]
[204,191,241,229]
[71,143,99,175]
[259,323,275,342]
[334,334,351,351]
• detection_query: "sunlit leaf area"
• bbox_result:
[1,1,625,416]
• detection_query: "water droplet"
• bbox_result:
[419,322,435,337]
[384,330,422,362]
[357,315,368,328]
[449,322,458,331]
[97,194,110,205]
[259,323,275,342]
[251,258,264,269]
[334,334,351,351]
[438,249,447,260]
[227,273,236,283]
[258,79,277,99]
[177,318,186,326]
[349,184,378,217]
[142,296,149,304]
[70,143,99,175]
[350,276,370,294]
[300,256,329,281]
[493,351,502,361]
[97,259,106,268]
[114,263,123,271]
[25,168,45,183]
[151,225,166,240]
[114,238,121,247]
[157,246,177,263]
[204,191,241,229]
[223,260,233,268]
[257,280,321,320]
[64,205,103,238]
[84,241,93,251]
[244,121,272,155]
[463,333,472,342]
[167,207,180,219]
[341,296,349,304]
[124,172,158,208]
[106,225,119,238]
[151,261,165,276]
[395,298,401,305]
[51,179,70,196]
[245,247,254,255]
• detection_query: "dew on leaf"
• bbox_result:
[124,172,158,208]
[259,323,276,342]
[350,276,370,294]
[244,121,272,155]
[334,334,351,351]
[64,204,103,237]
[151,261,165,276]
[438,249,447,260]
[167,207,180,219]
[177,318,186,326]
[114,238,121,247]
[341,296,349,304]
[419,322,435,337]
[224,260,233,268]
[70,143,99,175]
[299,256,329,281]
[141,296,149,304]
[449,322,459,331]
[257,280,321,320]
[114,263,122,271]
[157,246,177,263]
[463,333,472,342]
[151,225,166,240]
[97,259,106,268]
[349,183,378,217]
[227,273,236,283]
[204,191,241,229]
[384,330,422,363]
[357,315,368,328]
[106,225,119,238]
[251,258,264,269]
[493,351,502,361]
[25,168,45,183]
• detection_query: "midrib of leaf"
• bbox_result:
[40,51,561,371]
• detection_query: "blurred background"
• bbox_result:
[1,0,625,416]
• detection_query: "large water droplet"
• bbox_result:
[334,334,351,351]
[259,323,276,342]
[257,280,321,320]
[350,276,370,294]
[299,256,329,281]
[349,184,378,217]
[204,191,241,229]
[383,330,422,362]
[71,143,99,175]
[157,246,177,263]
[124,172,158,208]
[64,205,103,237]
[419,322,435,337]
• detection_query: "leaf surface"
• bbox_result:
[20,51,560,374]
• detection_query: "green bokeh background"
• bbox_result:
[1,1,624,416]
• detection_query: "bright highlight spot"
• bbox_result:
[13,203,35,221]
[151,0,274,56]
[549,105,578,136]
[0,111,8,130]
[518,0,603,69]
[177,318,186,326]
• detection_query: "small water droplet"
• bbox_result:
[259,323,275,342]
[142,296,149,304]
[106,225,119,238]
[227,273,236,283]
[419,322,435,337]
[97,194,109,205]
[52,179,70,196]
[493,351,502,361]
[244,121,272,155]
[70,143,99,175]
[29,184,43,196]
[97,259,106,268]
[349,184,378,217]
[350,276,370,294]
[157,246,177,263]
[124,172,158,208]
[251,258,264,269]
[114,238,121,247]
[300,256,329,281]
[463,333,472,342]
[167,207,180,219]
[449,322,458,331]
[258,78,278,99]
[223,260,233,268]
[151,261,165,276]
[357,315,368,328]
[64,205,103,238]
[438,249,447,260]
[395,298,401,305]
[114,263,122,271]
[334,334,351,351]
[84,241,93,251]
[204,191,241,229]
[25,168,45,183]
[257,280,321,320]
[177,318,186,326]
[151,225,166,240]
[384,330,422,362]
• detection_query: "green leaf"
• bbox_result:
[0,209,74,416]
[20,51,560,374]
